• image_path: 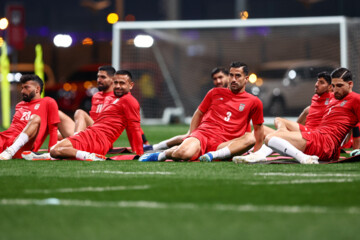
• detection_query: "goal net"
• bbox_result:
[112,16,360,124]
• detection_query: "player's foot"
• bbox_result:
[138,152,160,162]
[199,153,214,162]
[232,152,267,164]
[350,149,360,157]
[298,155,319,164]
[0,148,14,160]
[143,144,153,152]
[86,153,106,161]
[21,151,52,161]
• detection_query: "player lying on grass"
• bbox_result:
[0,74,59,160]
[47,70,144,161]
[232,71,333,163]
[239,67,360,164]
[147,67,230,152]
[139,62,264,162]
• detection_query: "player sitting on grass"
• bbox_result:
[139,62,264,162]
[148,67,230,152]
[243,67,360,164]
[233,71,333,163]
[48,70,144,161]
[0,74,59,160]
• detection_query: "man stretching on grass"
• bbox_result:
[49,70,143,161]
[233,71,333,163]
[0,74,59,160]
[139,62,264,162]
[246,67,360,164]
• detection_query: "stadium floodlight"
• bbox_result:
[0,18,9,30]
[53,34,72,48]
[134,35,154,48]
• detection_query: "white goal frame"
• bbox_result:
[112,16,349,124]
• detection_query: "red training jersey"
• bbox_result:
[89,91,115,121]
[305,92,333,130]
[74,92,143,155]
[197,88,263,142]
[0,97,60,156]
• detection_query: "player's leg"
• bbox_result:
[274,117,301,132]
[139,137,200,162]
[49,138,105,161]
[57,110,75,140]
[199,132,255,162]
[152,130,190,151]
[265,130,318,164]
[0,114,41,160]
[74,109,94,133]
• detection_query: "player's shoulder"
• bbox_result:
[41,96,58,105]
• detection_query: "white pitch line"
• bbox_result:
[255,172,360,177]
[24,185,150,194]
[244,178,354,185]
[91,170,174,175]
[1,198,360,215]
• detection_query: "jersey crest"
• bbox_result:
[325,98,329,105]
[34,104,40,110]
[340,100,347,107]
[239,103,245,112]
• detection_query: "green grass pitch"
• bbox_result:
[1,124,360,240]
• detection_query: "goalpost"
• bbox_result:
[112,16,360,124]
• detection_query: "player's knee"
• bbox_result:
[74,109,87,120]
[274,117,283,128]
[29,114,41,124]
[244,134,256,146]
[171,148,192,160]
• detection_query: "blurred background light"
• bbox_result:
[0,17,9,30]
[53,34,73,47]
[82,37,94,45]
[107,13,119,24]
[134,35,154,48]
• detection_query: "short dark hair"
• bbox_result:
[229,62,249,76]
[331,67,352,82]
[116,70,133,81]
[98,65,116,77]
[211,67,229,78]
[20,74,44,93]
[317,71,331,85]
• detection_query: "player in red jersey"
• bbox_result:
[49,70,143,161]
[234,71,334,163]
[139,62,264,162]
[0,74,59,160]
[57,65,149,143]
[149,67,231,152]
[251,67,360,164]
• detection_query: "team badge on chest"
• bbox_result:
[239,103,245,112]
[34,104,40,110]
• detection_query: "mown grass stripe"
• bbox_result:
[1,198,360,215]
[24,185,150,194]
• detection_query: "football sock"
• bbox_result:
[76,150,91,160]
[255,144,273,157]
[158,151,166,161]
[153,141,169,151]
[267,136,308,162]
[8,133,29,156]
[209,147,231,160]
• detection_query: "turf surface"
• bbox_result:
[1,125,360,240]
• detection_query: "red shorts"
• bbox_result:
[186,128,223,160]
[301,130,340,161]
[68,130,111,155]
